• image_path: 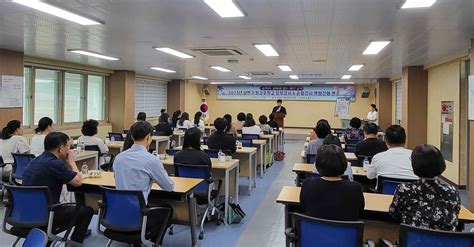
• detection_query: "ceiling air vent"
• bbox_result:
[248,72,274,77]
[299,74,323,79]
[190,47,246,56]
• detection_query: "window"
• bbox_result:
[395,80,403,122]
[34,69,60,124]
[23,67,32,126]
[87,75,105,120]
[64,73,85,123]
[135,79,167,117]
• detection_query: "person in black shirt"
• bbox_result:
[267,113,279,129]
[271,99,287,115]
[155,113,173,136]
[355,123,388,158]
[22,132,93,245]
[174,127,212,169]
[300,144,365,221]
[207,118,237,153]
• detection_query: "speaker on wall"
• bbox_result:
[361,87,370,98]
[202,85,210,96]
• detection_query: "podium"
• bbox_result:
[274,112,286,128]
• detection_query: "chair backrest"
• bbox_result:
[345,145,356,153]
[306,154,316,164]
[377,176,418,195]
[123,129,129,134]
[22,228,48,247]
[262,131,270,135]
[108,132,124,141]
[239,139,253,147]
[292,213,364,247]
[202,137,209,145]
[204,149,231,158]
[333,128,345,135]
[242,134,260,140]
[399,224,474,247]
[11,153,36,180]
[174,163,209,193]
[99,186,145,232]
[84,145,102,157]
[3,185,51,228]
[345,139,360,145]
[237,130,242,134]
[165,149,179,156]
[178,128,187,132]
[356,155,373,166]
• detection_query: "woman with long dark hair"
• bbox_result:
[0,120,30,180]
[174,127,211,169]
[31,117,53,156]
[177,112,192,129]
[171,110,181,128]
[223,114,238,137]
[366,104,378,124]
[193,112,205,132]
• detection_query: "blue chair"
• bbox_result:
[286,213,364,247]
[22,228,48,247]
[2,185,75,246]
[242,134,260,140]
[239,139,253,147]
[306,154,316,164]
[123,130,129,134]
[10,153,35,185]
[376,176,417,195]
[174,163,221,240]
[108,132,124,141]
[153,130,166,136]
[84,145,115,171]
[399,224,474,247]
[97,186,172,246]
[165,149,180,156]
[204,149,232,158]
[345,139,360,145]
[345,145,356,153]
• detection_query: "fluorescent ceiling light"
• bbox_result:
[68,49,119,60]
[348,64,364,71]
[210,66,232,72]
[150,67,176,73]
[239,75,252,80]
[285,81,312,85]
[401,0,437,8]
[210,82,235,85]
[363,41,391,55]
[277,65,292,72]
[341,75,352,79]
[203,0,245,18]
[13,0,102,25]
[154,47,194,59]
[191,76,208,80]
[247,82,272,84]
[325,82,355,85]
[253,44,279,57]
[289,75,299,80]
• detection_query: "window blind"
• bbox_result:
[135,79,167,118]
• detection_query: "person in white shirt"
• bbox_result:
[0,120,30,179]
[77,119,109,165]
[366,104,379,124]
[30,117,53,156]
[367,125,418,180]
[242,116,263,135]
[177,112,193,129]
[193,111,205,132]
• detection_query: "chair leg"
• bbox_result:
[199,207,210,240]
[106,239,113,247]
[168,225,173,235]
[12,237,20,247]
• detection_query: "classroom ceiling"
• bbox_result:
[0,0,472,83]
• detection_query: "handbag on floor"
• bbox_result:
[274,151,285,161]
[217,203,246,224]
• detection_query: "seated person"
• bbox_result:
[309,119,330,141]
[177,112,193,129]
[258,115,272,134]
[0,120,30,180]
[193,112,205,132]
[300,144,364,221]
[267,113,279,130]
[155,113,173,136]
[23,132,93,245]
[207,118,236,153]
[355,123,387,158]
[344,117,364,141]
[223,114,238,137]
[305,121,331,155]
[367,125,418,180]
[242,116,263,135]
[389,145,461,231]
[174,127,212,169]
[137,111,147,122]
[315,135,353,181]
[113,121,174,245]
[171,110,182,128]
[233,112,246,131]
[30,117,53,156]
[77,119,109,165]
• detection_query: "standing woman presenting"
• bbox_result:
[366,104,378,124]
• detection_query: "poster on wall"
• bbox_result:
[216,85,356,101]
[0,75,23,108]
[440,101,454,162]
[334,98,350,118]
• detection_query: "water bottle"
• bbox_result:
[363,157,370,171]
[77,141,83,152]
[218,149,226,163]
[81,162,88,178]
[110,135,115,142]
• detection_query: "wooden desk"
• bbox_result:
[161,156,239,224]
[75,150,99,170]
[70,172,202,246]
[292,162,367,185]
[260,135,275,159]
[252,139,268,176]
[172,131,185,147]
[152,136,170,154]
[300,150,357,162]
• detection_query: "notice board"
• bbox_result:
[0,75,23,108]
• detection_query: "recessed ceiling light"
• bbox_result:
[348,64,365,71]
[239,75,252,80]
[210,66,232,72]
[285,81,312,85]
[210,81,236,84]
[363,41,391,55]
[289,75,299,80]
[203,0,245,18]
[150,67,176,73]
[253,44,279,57]
[277,65,292,72]
[401,0,436,8]
[326,82,355,85]
[68,49,119,60]
[154,47,194,59]
[247,82,272,84]
[13,0,102,25]
[341,75,352,79]
[191,76,208,80]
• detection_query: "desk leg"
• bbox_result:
[263,143,267,173]
[224,168,230,226]
[234,164,240,204]
[187,194,197,247]
[284,204,290,247]
[248,154,252,196]
[94,156,98,170]
[253,153,257,188]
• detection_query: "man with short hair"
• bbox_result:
[272,99,287,115]
[355,123,388,158]
[23,132,93,245]
[367,125,418,180]
[208,118,237,153]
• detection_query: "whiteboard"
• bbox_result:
[0,75,23,108]
[334,97,350,118]
[469,75,474,120]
